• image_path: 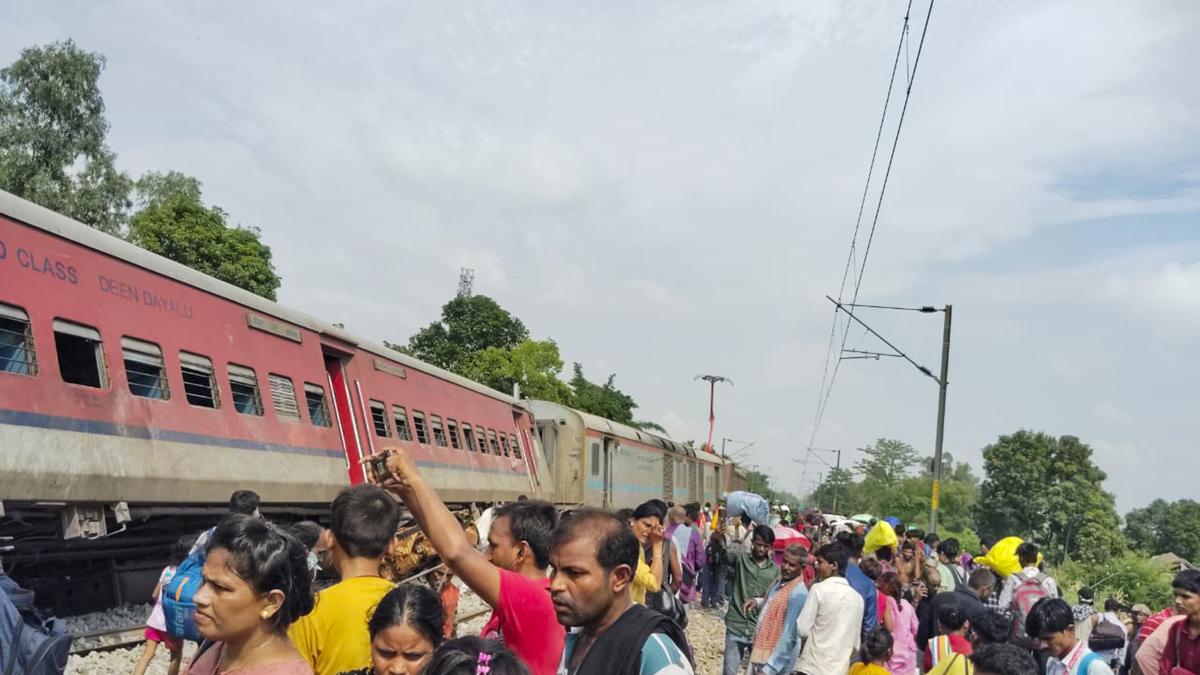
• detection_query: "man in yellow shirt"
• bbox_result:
[288,485,402,675]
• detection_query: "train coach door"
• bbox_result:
[602,437,615,509]
[324,352,365,484]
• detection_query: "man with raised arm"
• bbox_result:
[376,448,563,675]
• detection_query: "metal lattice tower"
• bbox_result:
[457,268,475,298]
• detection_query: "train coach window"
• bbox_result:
[392,406,412,441]
[268,374,300,421]
[369,400,391,437]
[475,427,487,454]
[180,352,219,408]
[487,430,500,455]
[447,419,461,449]
[0,304,37,376]
[53,319,107,388]
[462,423,476,451]
[122,337,169,400]
[431,416,447,447]
[305,384,332,427]
[591,443,600,476]
[227,364,263,416]
[412,411,429,444]
[499,434,511,457]
[509,434,521,460]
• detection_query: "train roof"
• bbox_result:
[0,189,523,407]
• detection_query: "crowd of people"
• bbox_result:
[121,454,1199,675]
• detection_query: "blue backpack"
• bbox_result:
[0,573,71,675]
[162,529,211,642]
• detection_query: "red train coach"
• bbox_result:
[0,190,543,571]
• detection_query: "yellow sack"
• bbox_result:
[974,536,1041,578]
[864,521,898,555]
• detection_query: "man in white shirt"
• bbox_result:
[795,543,864,675]
[1026,597,1114,675]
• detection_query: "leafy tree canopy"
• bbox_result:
[135,170,202,208]
[1124,499,1200,564]
[407,295,529,372]
[1056,551,1174,610]
[0,40,131,233]
[128,193,281,300]
[460,339,573,403]
[855,438,920,490]
[975,430,1123,565]
[568,363,638,424]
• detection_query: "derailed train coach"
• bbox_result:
[0,187,745,611]
[0,189,541,579]
[531,400,738,510]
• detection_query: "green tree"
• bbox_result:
[406,295,529,372]
[855,438,920,490]
[975,431,1123,564]
[0,40,131,234]
[1056,551,1174,609]
[809,467,860,514]
[459,339,573,402]
[568,363,638,424]
[1125,499,1200,563]
[135,170,202,207]
[127,195,281,300]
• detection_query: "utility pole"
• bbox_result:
[695,375,732,453]
[794,446,842,513]
[823,297,952,533]
[929,305,952,534]
[831,449,843,515]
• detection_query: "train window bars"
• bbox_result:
[0,303,37,376]
[180,351,220,408]
[369,400,391,437]
[430,415,448,447]
[122,337,170,400]
[305,384,332,427]
[392,406,412,441]
[499,434,511,457]
[462,423,476,451]
[53,319,107,388]
[227,363,264,416]
[412,411,429,444]
[391,406,411,441]
[447,419,461,449]
[509,433,521,460]
[487,429,500,455]
[476,427,487,454]
[268,374,301,421]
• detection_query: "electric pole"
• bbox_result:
[695,374,732,453]
[823,297,953,533]
[929,305,952,534]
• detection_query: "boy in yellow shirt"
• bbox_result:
[288,484,402,675]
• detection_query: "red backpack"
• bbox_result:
[1010,572,1051,646]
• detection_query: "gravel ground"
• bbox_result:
[686,604,729,675]
[64,593,731,674]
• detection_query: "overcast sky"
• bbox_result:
[4,1,1197,514]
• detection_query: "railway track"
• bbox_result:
[68,606,495,658]
[69,625,147,656]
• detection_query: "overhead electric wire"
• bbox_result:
[808,0,938,449]
[809,0,913,450]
